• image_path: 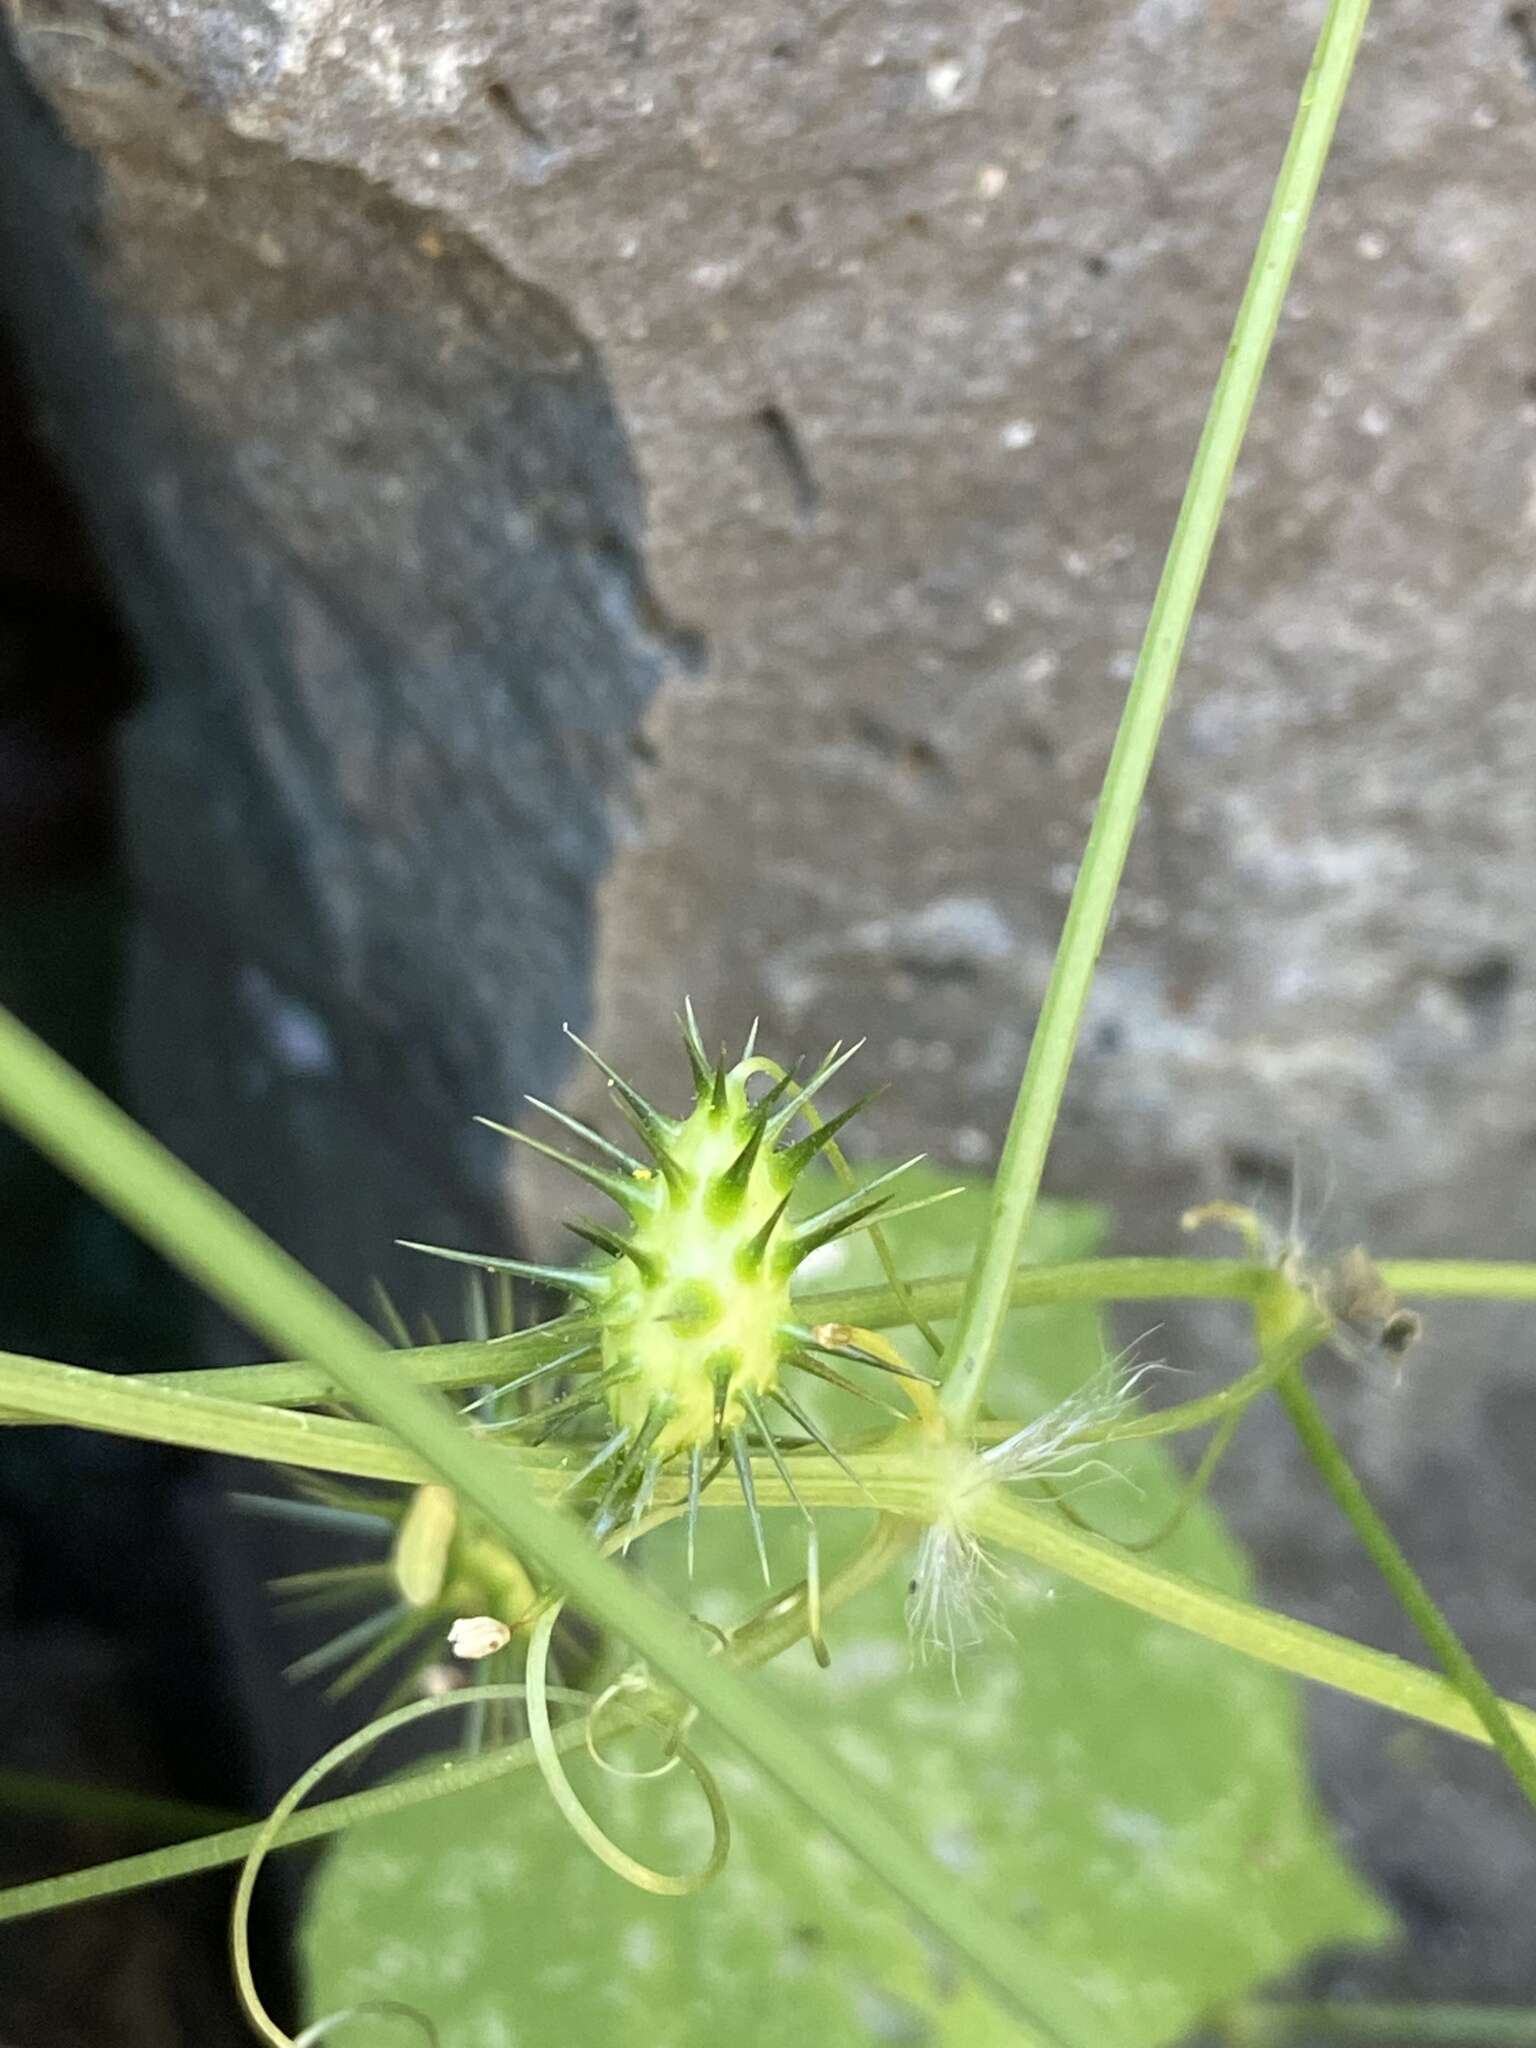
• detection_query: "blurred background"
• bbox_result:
[0,1,1534,2040]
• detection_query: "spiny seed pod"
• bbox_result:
[403,1006,942,1573]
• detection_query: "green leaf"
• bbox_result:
[304,1181,1389,2048]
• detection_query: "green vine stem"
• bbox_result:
[2,1255,1510,1417]
[0,1308,1285,1472]
[975,1492,1536,1760]
[0,1313,1344,1492]
[125,1258,1266,1408]
[939,0,1374,1431]
[1235,2003,1536,2046]
[1222,1265,1536,1808]
[0,1707,587,1926]
[1376,1260,1536,1301]
[1275,1354,1536,1809]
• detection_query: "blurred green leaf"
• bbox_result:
[303,1175,1389,2047]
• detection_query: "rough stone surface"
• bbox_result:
[1,19,693,1323]
[3,0,1536,2009]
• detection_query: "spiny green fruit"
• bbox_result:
[404,1005,938,1567]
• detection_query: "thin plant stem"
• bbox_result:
[1276,1361,1536,1811]
[136,1327,593,1408]
[940,0,1374,1431]
[0,1343,934,1497]
[0,1310,1338,1485]
[975,1492,1536,1762]
[0,1310,1357,1498]
[0,1713,582,1926]
[122,1258,1266,1409]
[1376,1260,1536,1301]
[817,1255,1536,1319]
[1236,2003,1536,2046]
[12,1253,1514,1418]
[833,1253,1262,1323]
[1250,1271,1536,1809]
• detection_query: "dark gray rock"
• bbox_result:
[4,0,1536,2015]
[0,22,691,1323]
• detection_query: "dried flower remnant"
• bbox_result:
[1183,1200,1423,1370]
[907,1355,1155,1678]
